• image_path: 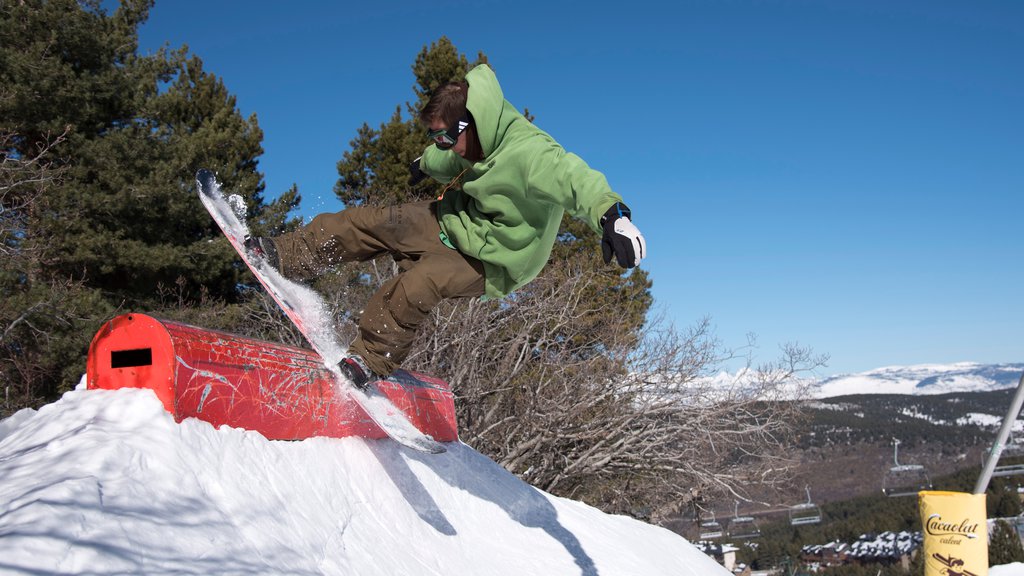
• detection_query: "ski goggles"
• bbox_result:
[427,115,470,150]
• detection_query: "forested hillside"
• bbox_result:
[673,388,1021,522]
[671,389,1024,573]
[803,389,1019,447]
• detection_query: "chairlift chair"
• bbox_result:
[698,511,724,540]
[727,501,761,539]
[789,486,822,526]
[882,439,932,497]
[991,434,1024,478]
[992,464,1024,478]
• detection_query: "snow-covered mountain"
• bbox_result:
[0,381,727,575]
[813,362,1024,398]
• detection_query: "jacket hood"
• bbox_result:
[465,64,515,158]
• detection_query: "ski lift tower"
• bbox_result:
[976,369,1024,493]
[789,485,822,526]
[980,434,1024,478]
[882,438,932,497]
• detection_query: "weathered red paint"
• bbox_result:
[86,313,458,442]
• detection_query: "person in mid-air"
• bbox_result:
[249,64,646,387]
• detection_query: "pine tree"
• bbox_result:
[335,37,472,207]
[989,481,1023,518]
[990,519,1024,566]
[0,0,298,403]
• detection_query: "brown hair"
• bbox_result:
[420,80,485,161]
[419,81,469,127]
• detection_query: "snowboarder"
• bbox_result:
[247,64,646,388]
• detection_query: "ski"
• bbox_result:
[196,169,445,454]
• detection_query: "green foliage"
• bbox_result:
[335,37,477,207]
[991,484,1023,518]
[1,0,151,143]
[409,38,476,107]
[989,519,1024,566]
[0,0,299,411]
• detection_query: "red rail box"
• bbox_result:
[86,313,457,443]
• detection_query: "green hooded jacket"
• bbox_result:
[420,64,623,299]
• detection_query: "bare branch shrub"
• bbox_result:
[404,260,825,520]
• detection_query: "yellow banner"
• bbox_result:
[919,491,988,576]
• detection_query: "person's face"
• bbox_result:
[429,118,469,158]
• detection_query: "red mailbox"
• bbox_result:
[86,313,457,443]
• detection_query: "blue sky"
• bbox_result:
[132,0,1022,376]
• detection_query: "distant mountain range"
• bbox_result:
[814,362,1024,398]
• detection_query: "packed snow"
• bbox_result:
[0,380,727,575]
[958,412,1024,434]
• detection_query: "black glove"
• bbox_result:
[408,156,427,186]
[600,203,646,268]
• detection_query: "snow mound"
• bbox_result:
[0,386,726,575]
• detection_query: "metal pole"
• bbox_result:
[975,370,1024,494]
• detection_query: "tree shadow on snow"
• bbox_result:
[0,481,306,575]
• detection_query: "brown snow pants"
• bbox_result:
[271,201,486,376]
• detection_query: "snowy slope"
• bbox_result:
[0,383,726,575]
[814,362,1024,398]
